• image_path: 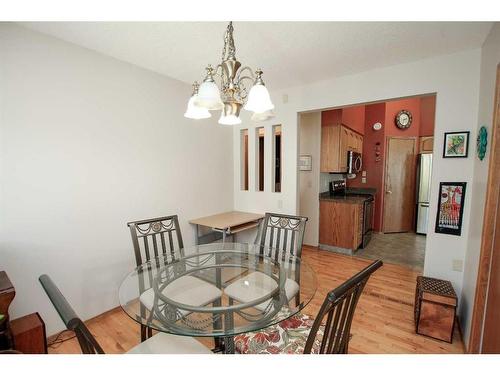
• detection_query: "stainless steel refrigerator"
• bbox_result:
[416,154,433,234]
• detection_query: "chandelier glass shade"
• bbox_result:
[194,80,224,110]
[184,82,212,119]
[186,22,275,125]
[219,101,242,125]
[244,75,275,113]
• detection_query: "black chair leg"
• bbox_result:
[295,293,300,307]
[141,325,153,342]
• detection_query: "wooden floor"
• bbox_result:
[48,246,465,354]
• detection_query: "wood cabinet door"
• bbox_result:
[419,136,434,153]
[339,126,349,172]
[320,124,341,172]
[319,200,334,245]
[352,133,360,153]
[320,125,330,172]
[319,200,361,250]
[347,128,356,151]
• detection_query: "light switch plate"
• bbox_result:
[361,177,367,184]
[452,259,463,272]
[362,170,367,177]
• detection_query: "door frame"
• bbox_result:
[382,136,418,233]
[469,64,500,353]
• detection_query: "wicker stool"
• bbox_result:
[414,276,457,343]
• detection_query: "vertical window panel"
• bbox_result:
[273,125,282,192]
[256,127,265,191]
[240,129,249,191]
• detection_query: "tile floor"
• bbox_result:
[355,232,426,271]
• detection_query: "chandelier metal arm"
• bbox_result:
[236,66,254,81]
[208,63,227,91]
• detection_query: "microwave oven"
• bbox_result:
[347,151,362,174]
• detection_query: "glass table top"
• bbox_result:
[118,242,317,337]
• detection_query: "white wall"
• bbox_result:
[233,48,483,308]
[298,112,321,246]
[460,23,500,349]
[0,24,233,335]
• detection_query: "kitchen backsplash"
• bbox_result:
[320,173,345,192]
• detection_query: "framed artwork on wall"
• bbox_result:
[435,182,467,236]
[443,131,470,158]
[299,155,312,171]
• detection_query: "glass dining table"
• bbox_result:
[118,242,317,353]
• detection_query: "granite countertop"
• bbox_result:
[319,188,376,204]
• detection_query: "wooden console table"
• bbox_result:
[190,211,264,244]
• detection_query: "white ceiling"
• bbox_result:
[20,22,493,90]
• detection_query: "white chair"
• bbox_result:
[224,213,307,311]
[39,274,212,354]
[127,215,223,341]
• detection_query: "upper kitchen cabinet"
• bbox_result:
[321,123,363,173]
[419,136,434,153]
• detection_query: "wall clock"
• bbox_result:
[477,126,488,160]
[395,110,412,129]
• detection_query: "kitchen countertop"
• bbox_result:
[319,191,374,204]
[345,187,377,196]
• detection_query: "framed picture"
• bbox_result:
[299,155,312,171]
[443,131,470,158]
[435,182,467,236]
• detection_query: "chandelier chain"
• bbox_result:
[221,21,236,62]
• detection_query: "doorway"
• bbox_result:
[297,94,436,272]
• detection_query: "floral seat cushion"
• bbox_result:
[234,313,324,354]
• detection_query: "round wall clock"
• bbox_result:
[395,110,412,129]
[477,126,488,160]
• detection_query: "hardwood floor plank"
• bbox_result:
[48,246,464,354]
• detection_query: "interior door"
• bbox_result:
[482,190,500,353]
[383,137,417,233]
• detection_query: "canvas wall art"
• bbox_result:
[435,182,467,236]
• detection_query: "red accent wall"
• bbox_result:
[385,97,421,137]
[348,103,386,231]
[321,106,365,135]
[342,105,365,135]
[420,95,436,137]
[321,109,342,126]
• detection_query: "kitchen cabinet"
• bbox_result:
[419,136,434,153]
[320,123,363,173]
[319,200,363,251]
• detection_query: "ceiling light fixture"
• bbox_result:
[184,22,275,125]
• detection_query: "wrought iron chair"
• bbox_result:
[38,274,212,354]
[127,215,222,341]
[225,212,308,311]
[255,212,309,259]
[234,259,383,354]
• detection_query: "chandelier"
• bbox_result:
[184,22,275,125]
